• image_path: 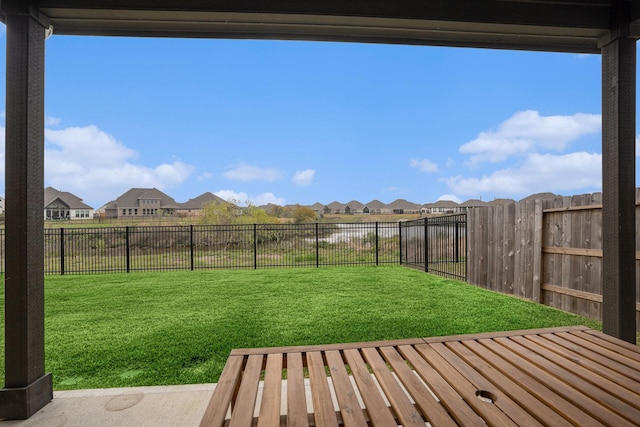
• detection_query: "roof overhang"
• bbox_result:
[2,1,637,54]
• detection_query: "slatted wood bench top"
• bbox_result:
[200,326,640,426]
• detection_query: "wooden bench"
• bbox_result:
[200,326,640,426]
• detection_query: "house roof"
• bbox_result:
[426,200,460,208]
[30,1,638,54]
[115,187,178,208]
[460,199,488,207]
[326,201,346,210]
[179,192,227,209]
[386,199,421,210]
[44,187,93,210]
[364,200,385,210]
[345,200,364,209]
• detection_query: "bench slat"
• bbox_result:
[342,348,398,427]
[440,341,544,426]
[477,337,606,427]
[499,336,636,427]
[257,353,283,427]
[286,352,309,427]
[415,343,518,427]
[461,340,574,427]
[325,350,368,426]
[398,344,484,426]
[229,354,263,427]
[199,355,244,427]
[378,345,458,427]
[361,346,425,427]
[307,351,339,426]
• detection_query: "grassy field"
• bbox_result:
[0,266,600,390]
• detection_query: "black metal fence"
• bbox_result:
[399,213,467,280]
[8,222,398,274]
[0,217,467,278]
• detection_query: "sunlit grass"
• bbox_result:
[0,266,600,390]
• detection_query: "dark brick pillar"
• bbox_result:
[0,1,53,419]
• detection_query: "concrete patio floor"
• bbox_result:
[0,383,218,427]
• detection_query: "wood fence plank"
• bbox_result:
[286,352,309,427]
[532,199,543,302]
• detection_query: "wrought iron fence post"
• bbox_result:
[60,227,65,275]
[315,223,319,268]
[424,217,429,273]
[125,226,130,273]
[375,222,379,266]
[398,221,403,265]
[190,224,194,271]
[253,224,257,270]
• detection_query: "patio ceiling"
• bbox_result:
[17,0,638,53]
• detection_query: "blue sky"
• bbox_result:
[1,26,637,209]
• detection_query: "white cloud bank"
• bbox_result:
[0,124,193,207]
[445,110,603,199]
[445,151,602,197]
[44,125,194,206]
[215,190,285,206]
[460,110,601,164]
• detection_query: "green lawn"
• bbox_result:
[0,266,600,390]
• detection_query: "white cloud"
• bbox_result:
[444,151,601,197]
[214,190,285,206]
[42,124,193,206]
[460,110,601,164]
[410,158,439,173]
[223,164,283,182]
[292,169,316,186]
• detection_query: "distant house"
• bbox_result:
[344,200,364,215]
[0,196,4,215]
[362,200,384,214]
[310,202,325,215]
[459,199,487,212]
[99,188,178,219]
[44,187,94,220]
[382,199,421,214]
[177,192,228,216]
[326,201,347,214]
[421,200,461,215]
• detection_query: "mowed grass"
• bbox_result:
[0,266,600,390]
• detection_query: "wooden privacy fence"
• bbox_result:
[467,190,640,329]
